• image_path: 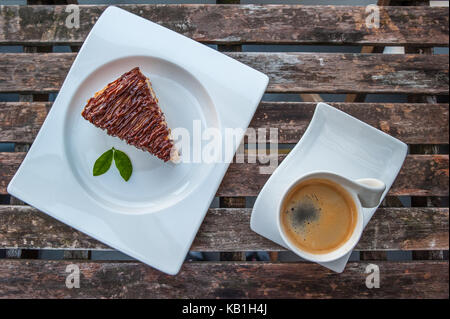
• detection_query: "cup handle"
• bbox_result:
[355,178,386,208]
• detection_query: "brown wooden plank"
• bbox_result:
[218,196,246,261]
[391,155,449,197]
[0,260,447,298]
[218,154,449,197]
[0,5,448,46]
[0,53,447,94]
[251,102,450,145]
[0,205,447,251]
[0,153,448,196]
[233,52,449,94]
[1,102,448,145]
[0,102,50,143]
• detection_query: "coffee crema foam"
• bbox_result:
[280,178,357,254]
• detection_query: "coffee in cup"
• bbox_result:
[277,171,386,263]
[280,178,358,254]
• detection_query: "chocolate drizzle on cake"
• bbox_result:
[81,67,178,162]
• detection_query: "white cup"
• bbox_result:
[277,171,386,263]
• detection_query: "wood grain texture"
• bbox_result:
[1,153,448,196]
[0,5,448,46]
[0,102,50,143]
[0,53,447,94]
[233,52,449,94]
[0,205,447,251]
[1,102,448,144]
[250,102,450,145]
[218,154,449,197]
[0,260,447,298]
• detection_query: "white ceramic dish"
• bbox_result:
[8,6,268,275]
[250,102,407,273]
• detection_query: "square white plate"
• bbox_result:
[8,6,268,275]
[250,103,407,273]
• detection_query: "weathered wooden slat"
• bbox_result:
[234,52,449,94]
[0,53,447,94]
[0,5,448,46]
[251,102,449,145]
[0,260,447,298]
[0,205,447,251]
[0,153,448,196]
[0,102,50,143]
[1,102,448,144]
[218,154,449,197]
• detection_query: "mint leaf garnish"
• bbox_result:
[92,147,133,181]
[93,148,113,176]
[113,148,133,182]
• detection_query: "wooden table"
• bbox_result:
[0,1,448,298]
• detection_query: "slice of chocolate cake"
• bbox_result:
[81,67,179,163]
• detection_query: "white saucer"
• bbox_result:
[250,102,407,272]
